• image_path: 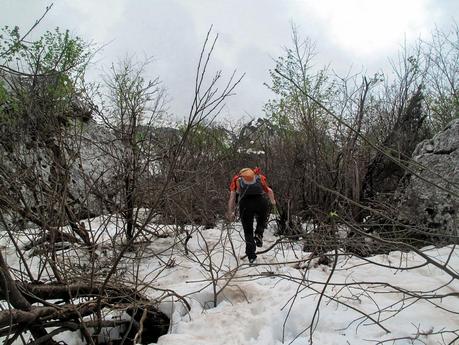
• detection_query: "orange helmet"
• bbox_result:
[239,168,255,182]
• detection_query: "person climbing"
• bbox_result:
[226,167,277,264]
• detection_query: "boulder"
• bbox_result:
[397,119,459,240]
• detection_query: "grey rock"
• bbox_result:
[68,120,119,217]
[398,119,459,240]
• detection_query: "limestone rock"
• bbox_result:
[398,119,459,239]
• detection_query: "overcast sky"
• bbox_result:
[1,0,458,122]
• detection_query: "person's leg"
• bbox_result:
[254,197,270,245]
[239,200,256,260]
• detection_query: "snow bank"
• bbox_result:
[2,217,458,344]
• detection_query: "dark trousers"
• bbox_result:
[239,195,270,260]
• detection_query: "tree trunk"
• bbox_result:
[0,251,55,344]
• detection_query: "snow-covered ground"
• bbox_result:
[2,215,459,345]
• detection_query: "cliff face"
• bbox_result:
[67,121,179,219]
[397,119,459,238]
[68,120,119,218]
[0,120,173,235]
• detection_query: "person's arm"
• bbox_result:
[226,191,237,221]
[267,187,276,206]
[260,175,276,206]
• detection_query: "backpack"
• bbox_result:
[238,174,264,197]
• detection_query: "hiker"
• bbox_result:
[226,167,276,264]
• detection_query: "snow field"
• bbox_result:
[1,215,458,344]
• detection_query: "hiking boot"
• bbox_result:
[249,257,257,266]
[254,234,263,248]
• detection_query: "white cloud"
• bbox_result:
[301,0,439,56]
[1,0,457,121]
[57,0,127,43]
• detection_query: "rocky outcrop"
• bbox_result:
[0,120,118,235]
[397,119,459,240]
[68,122,180,218]
[67,120,119,217]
